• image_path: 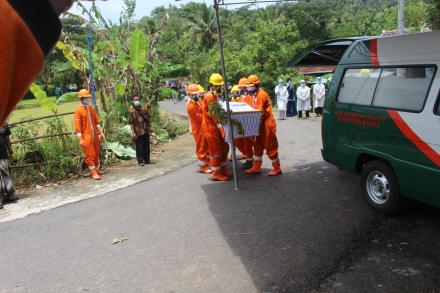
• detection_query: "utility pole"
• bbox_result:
[213,0,240,191]
[176,0,298,190]
[80,0,107,111]
[398,0,405,35]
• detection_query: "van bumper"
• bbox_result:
[321,148,329,163]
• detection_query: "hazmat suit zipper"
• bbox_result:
[86,105,95,141]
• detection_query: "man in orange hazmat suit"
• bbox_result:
[233,78,255,170]
[245,75,282,176]
[186,84,211,174]
[202,73,233,181]
[74,89,106,180]
[0,0,74,125]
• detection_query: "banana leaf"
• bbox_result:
[29,83,57,114]
[103,141,136,159]
[57,92,78,104]
[129,30,148,74]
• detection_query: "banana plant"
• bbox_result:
[29,83,58,114]
[129,29,148,75]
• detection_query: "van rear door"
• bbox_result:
[288,38,364,75]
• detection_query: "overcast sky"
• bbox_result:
[68,0,269,23]
[68,1,205,23]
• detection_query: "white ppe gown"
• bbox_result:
[296,86,311,111]
[313,84,326,108]
[275,85,288,111]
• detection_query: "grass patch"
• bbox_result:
[9,104,188,187]
[8,102,79,128]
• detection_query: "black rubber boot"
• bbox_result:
[4,196,18,204]
[241,160,253,170]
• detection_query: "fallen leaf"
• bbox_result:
[112,237,129,244]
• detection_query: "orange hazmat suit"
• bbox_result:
[250,88,279,160]
[201,91,229,171]
[187,99,209,167]
[74,104,103,172]
[245,84,282,176]
[233,93,255,162]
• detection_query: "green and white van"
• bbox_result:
[321,31,440,213]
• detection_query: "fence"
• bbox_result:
[9,111,78,169]
[10,112,75,145]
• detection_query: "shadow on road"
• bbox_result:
[201,161,440,292]
[201,161,377,292]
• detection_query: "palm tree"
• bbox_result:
[181,3,216,50]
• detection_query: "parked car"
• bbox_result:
[321,31,440,214]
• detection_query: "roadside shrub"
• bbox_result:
[10,104,187,187]
[10,118,81,186]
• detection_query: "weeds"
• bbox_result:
[11,118,81,186]
[10,105,187,187]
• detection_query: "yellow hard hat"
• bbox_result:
[360,68,371,75]
[198,85,206,93]
[231,85,239,93]
[209,73,224,86]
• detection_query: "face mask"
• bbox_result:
[133,101,141,107]
[247,86,256,94]
[239,89,246,95]
[82,98,91,105]
[300,83,305,88]
[213,86,223,95]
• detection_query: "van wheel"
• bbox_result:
[360,161,402,214]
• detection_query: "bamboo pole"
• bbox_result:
[9,112,74,127]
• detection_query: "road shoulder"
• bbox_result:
[0,132,195,223]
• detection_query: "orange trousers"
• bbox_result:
[234,137,255,159]
[192,129,208,164]
[82,135,101,170]
[254,120,279,160]
[206,129,229,168]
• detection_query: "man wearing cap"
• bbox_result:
[202,73,232,181]
[245,75,282,176]
[187,84,211,174]
[74,89,106,180]
[233,78,255,169]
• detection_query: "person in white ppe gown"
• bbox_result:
[296,80,311,119]
[313,77,326,116]
[274,79,289,120]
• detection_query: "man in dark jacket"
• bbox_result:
[286,80,297,117]
[0,123,18,208]
[128,96,151,166]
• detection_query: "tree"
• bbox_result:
[180,3,217,50]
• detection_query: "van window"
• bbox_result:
[338,68,381,105]
[436,96,440,115]
[372,67,435,112]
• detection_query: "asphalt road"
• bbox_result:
[0,100,439,292]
